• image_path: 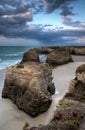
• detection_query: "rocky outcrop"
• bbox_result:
[22,49,39,62]
[24,100,85,130]
[2,62,55,117]
[22,47,54,63]
[65,64,85,103]
[22,47,73,65]
[76,64,85,74]
[46,48,72,65]
[70,47,85,55]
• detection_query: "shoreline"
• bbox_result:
[0,69,5,99]
[0,56,85,130]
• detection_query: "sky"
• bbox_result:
[0,0,85,46]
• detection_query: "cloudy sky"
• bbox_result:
[0,0,85,46]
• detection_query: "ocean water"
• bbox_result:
[0,46,30,70]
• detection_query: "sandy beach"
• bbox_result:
[0,56,85,130]
[0,69,5,99]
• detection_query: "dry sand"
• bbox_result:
[0,56,85,130]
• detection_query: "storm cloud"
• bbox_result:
[44,0,76,13]
[0,0,84,46]
[62,17,85,28]
[60,5,75,16]
[0,0,76,37]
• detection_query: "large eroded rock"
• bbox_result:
[46,48,72,65]
[65,64,85,103]
[2,62,55,117]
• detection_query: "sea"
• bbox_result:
[0,46,30,70]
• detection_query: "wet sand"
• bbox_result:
[0,56,85,130]
[0,69,5,99]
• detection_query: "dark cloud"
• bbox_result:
[62,17,85,28]
[0,0,82,46]
[45,0,66,13]
[60,5,75,16]
[0,0,21,6]
[0,0,33,38]
[59,0,77,16]
[0,0,76,16]
[0,23,85,45]
[44,0,77,13]
[0,11,32,25]
[0,1,31,16]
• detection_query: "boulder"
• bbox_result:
[46,48,72,65]
[76,64,85,74]
[65,64,85,103]
[2,62,55,117]
[22,49,39,62]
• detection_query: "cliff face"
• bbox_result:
[2,62,55,117]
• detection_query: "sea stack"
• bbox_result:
[2,47,72,117]
[2,62,55,117]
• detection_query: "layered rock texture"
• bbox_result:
[2,62,55,117]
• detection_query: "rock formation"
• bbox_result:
[22,47,73,65]
[2,62,55,117]
[3,46,73,117]
[22,49,39,62]
[22,47,54,63]
[76,64,85,74]
[2,46,85,130]
[65,64,85,103]
[46,48,72,65]
[69,47,85,55]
